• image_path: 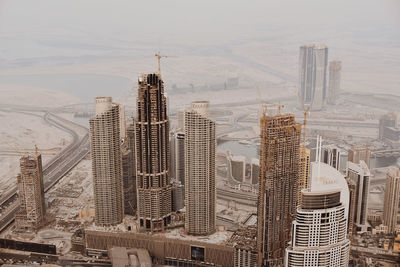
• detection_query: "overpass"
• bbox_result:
[0,109,89,232]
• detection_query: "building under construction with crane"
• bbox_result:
[257,111,301,267]
[135,73,172,232]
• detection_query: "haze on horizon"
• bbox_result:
[0,0,399,103]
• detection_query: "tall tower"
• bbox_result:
[90,97,124,226]
[298,44,328,111]
[185,101,216,235]
[327,61,341,105]
[175,132,185,186]
[15,153,46,230]
[347,160,370,231]
[121,123,137,216]
[382,167,400,234]
[257,112,301,266]
[135,73,172,232]
[298,146,310,205]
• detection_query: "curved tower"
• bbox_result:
[285,161,350,267]
[135,73,172,232]
[90,97,124,226]
[185,102,216,235]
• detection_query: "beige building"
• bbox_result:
[15,153,46,230]
[257,113,301,266]
[135,73,172,232]
[297,146,310,205]
[185,101,216,235]
[327,60,342,105]
[90,97,124,226]
[348,146,371,168]
[382,167,400,234]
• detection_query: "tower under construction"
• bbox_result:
[135,73,172,232]
[15,152,46,230]
[257,112,301,267]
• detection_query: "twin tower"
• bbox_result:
[90,73,216,234]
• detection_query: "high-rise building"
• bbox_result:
[298,146,310,205]
[15,152,46,230]
[90,97,124,226]
[174,132,185,185]
[285,161,350,267]
[327,61,341,105]
[382,167,400,234]
[257,113,301,267]
[135,73,172,232]
[298,44,328,111]
[321,145,341,170]
[124,124,137,216]
[348,146,371,168]
[347,160,370,231]
[185,101,216,235]
[346,178,356,236]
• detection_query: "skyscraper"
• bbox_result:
[298,146,310,205]
[124,124,137,216]
[185,101,216,235]
[257,113,301,266]
[327,60,341,105]
[174,132,185,186]
[321,145,341,170]
[382,167,400,234]
[285,163,350,267]
[347,160,370,231]
[135,73,172,232]
[348,146,371,168]
[298,44,328,111]
[90,97,124,226]
[15,152,45,230]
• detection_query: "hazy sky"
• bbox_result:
[1,0,399,49]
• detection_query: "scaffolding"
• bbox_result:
[256,113,301,267]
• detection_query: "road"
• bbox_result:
[0,110,89,232]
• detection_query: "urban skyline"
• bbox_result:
[0,1,399,263]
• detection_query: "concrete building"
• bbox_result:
[285,161,350,267]
[250,158,260,185]
[124,124,137,216]
[257,113,301,266]
[228,226,258,267]
[382,167,400,234]
[298,44,328,111]
[108,247,152,267]
[347,160,370,231]
[348,146,371,168]
[327,60,341,105]
[321,144,341,170]
[171,181,184,212]
[229,154,246,183]
[379,112,400,144]
[90,97,124,226]
[135,73,172,232]
[185,101,216,235]
[298,146,310,205]
[346,178,356,236]
[174,132,185,186]
[15,153,46,230]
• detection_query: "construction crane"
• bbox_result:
[303,107,310,144]
[154,52,177,74]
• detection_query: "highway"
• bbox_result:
[0,110,89,232]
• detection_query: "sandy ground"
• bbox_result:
[0,111,72,195]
